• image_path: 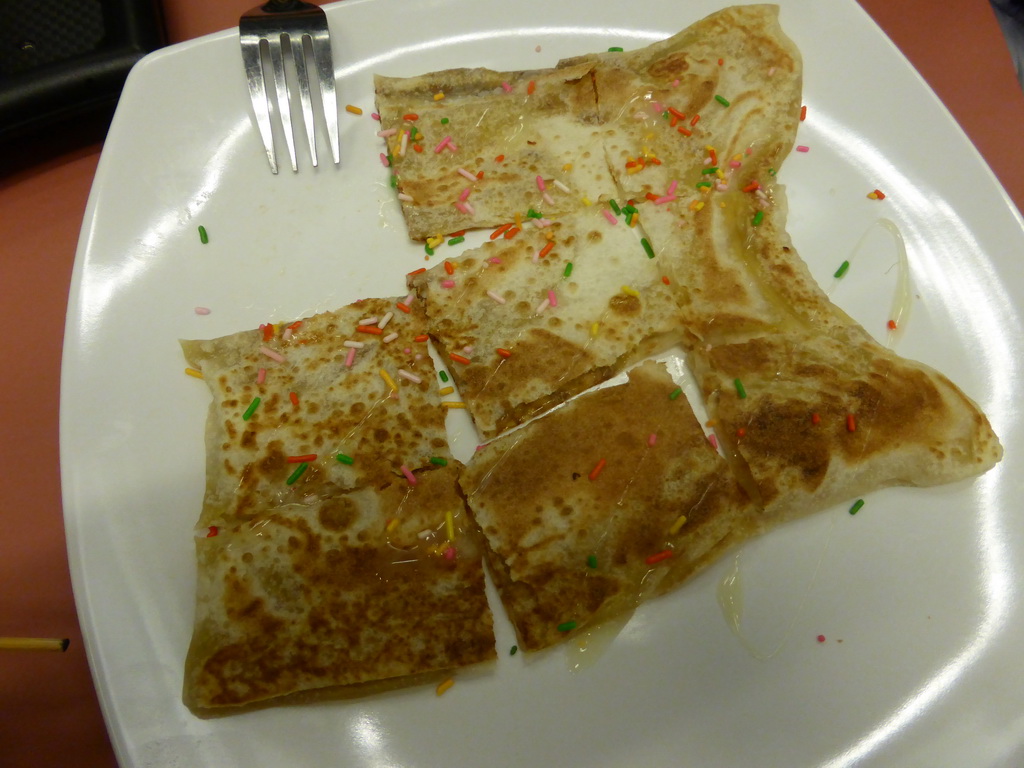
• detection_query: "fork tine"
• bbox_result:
[267,34,298,173]
[241,36,278,174]
[308,27,340,166]
[290,34,318,167]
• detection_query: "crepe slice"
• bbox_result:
[560,4,802,205]
[374,61,616,240]
[459,360,755,651]
[407,204,684,439]
[181,297,452,528]
[689,331,1003,528]
[183,463,495,714]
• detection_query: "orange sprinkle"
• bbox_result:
[661,276,670,285]
[690,114,700,126]
[538,242,554,258]
[414,334,429,343]
[503,226,521,240]
[847,414,857,432]
[444,260,455,275]
[717,58,724,66]
[436,677,455,696]
[645,549,674,565]
[496,348,512,359]
[742,181,760,193]
[345,104,363,115]
[800,105,807,121]
[357,325,383,335]
[736,427,747,438]
[588,458,607,481]
[490,222,513,239]
[289,391,299,407]
[287,454,316,463]
[403,113,419,121]
[527,80,536,95]
[413,144,423,153]
[667,106,686,119]
[260,323,274,342]
[287,321,302,330]
[407,267,427,277]
[677,126,692,137]
[811,412,821,425]
[887,319,898,330]
[495,154,505,162]
[396,302,411,313]
[450,352,471,365]
[476,170,485,180]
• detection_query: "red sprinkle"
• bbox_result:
[690,114,700,126]
[538,242,554,258]
[847,413,857,432]
[396,302,412,313]
[588,458,607,481]
[403,113,419,121]
[414,334,429,342]
[811,412,821,425]
[736,427,747,438]
[450,352,471,365]
[206,525,219,538]
[357,325,383,335]
[496,347,512,359]
[800,105,807,121]
[444,260,455,275]
[887,319,898,330]
[527,80,536,95]
[503,226,521,240]
[495,154,505,162]
[667,106,686,120]
[289,391,299,407]
[661,276,671,285]
[490,222,513,239]
[742,181,760,193]
[288,454,316,463]
[260,323,274,342]
[645,549,674,565]
[407,267,427,277]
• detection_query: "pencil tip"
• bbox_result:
[60,638,70,652]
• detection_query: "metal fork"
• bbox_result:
[239,0,341,173]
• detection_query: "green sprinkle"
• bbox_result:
[834,260,850,278]
[557,620,577,633]
[335,453,354,465]
[286,462,309,485]
[608,46,624,52]
[609,199,621,215]
[734,378,747,399]
[439,370,449,383]
[197,225,209,244]
[715,94,731,107]
[242,397,261,421]
[849,499,865,515]
[621,204,638,216]
[669,387,683,400]
[386,153,394,166]
[430,456,448,466]
[563,262,574,278]
[663,110,670,119]
[701,166,719,175]
[696,181,713,189]
[448,236,465,246]
[526,208,543,219]
[752,210,764,227]
[768,167,777,176]
[390,174,398,188]
[440,117,449,124]
[641,237,655,259]
[586,555,598,569]
[510,645,518,656]
[425,244,435,256]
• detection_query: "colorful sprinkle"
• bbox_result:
[184,367,204,379]
[817,634,826,643]
[496,347,512,359]
[849,498,865,515]
[586,555,598,569]
[847,413,857,432]
[868,189,887,200]
[800,105,808,121]
[563,262,573,278]
[752,210,764,227]
[834,260,850,278]
[259,346,285,363]
[714,95,730,107]
[510,645,518,655]
[645,549,674,565]
[442,401,467,409]
[668,515,688,535]
[336,453,354,465]
[450,352,471,365]
[286,462,309,485]
[640,237,655,258]
[734,378,747,399]
[669,387,683,400]
[400,464,417,485]
[430,456,448,466]
[289,391,299,407]
[288,453,316,463]
[242,397,261,421]
[557,620,577,633]
[796,145,809,152]
[197,225,209,244]
[436,677,455,696]
[588,458,607,481]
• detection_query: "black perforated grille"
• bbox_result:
[0,0,106,75]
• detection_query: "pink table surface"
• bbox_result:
[1,2,1021,766]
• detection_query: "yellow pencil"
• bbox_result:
[0,637,70,652]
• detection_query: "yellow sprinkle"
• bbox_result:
[433,92,445,101]
[716,168,725,179]
[445,510,456,542]
[628,212,638,227]
[442,401,467,409]
[562,163,573,171]
[427,235,445,249]
[345,104,363,115]
[436,677,455,696]
[438,386,455,396]
[184,367,204,379]
[582,196,592,206]
[590,322,600,338]
[689,200,705,211]
[867,191,879,200]
[386,518,399,532]
[379,368,398,391]
[515,211,522,228]
[669,514,688,535]
[620,285,640,298]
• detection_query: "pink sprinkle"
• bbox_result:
[817,634,826,643]
[708,433,719,450]
[487,290,506,304]
[602,209,618,225]
[547,289,557,307]
[535,297,550,314]
[457,167,477,182]
[729,160,742,168]
[455,201,475,215]
[459,187,471,202]
[379,153,390,167]
[371,112,381,120]
[536,175,546,191]
[444,546,457,560]
[671,79,680,86]
[542,191,555,206]
[442,279,456,288]
[344,347,356,367]
[194,306,211,315]
[259,346,285,363]
[376,128,397,137]
[257,367,267,384]
[796,145,809,152]
[400,464,417,485]
[487,257,502,264]
[654,194,676,205]
[501,81,513,92]
[666,180,678,195]
[446,141,458,152]
[433,135,452,153]
[648,433,657,447]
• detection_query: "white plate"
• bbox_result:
[62,1,1024,766]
